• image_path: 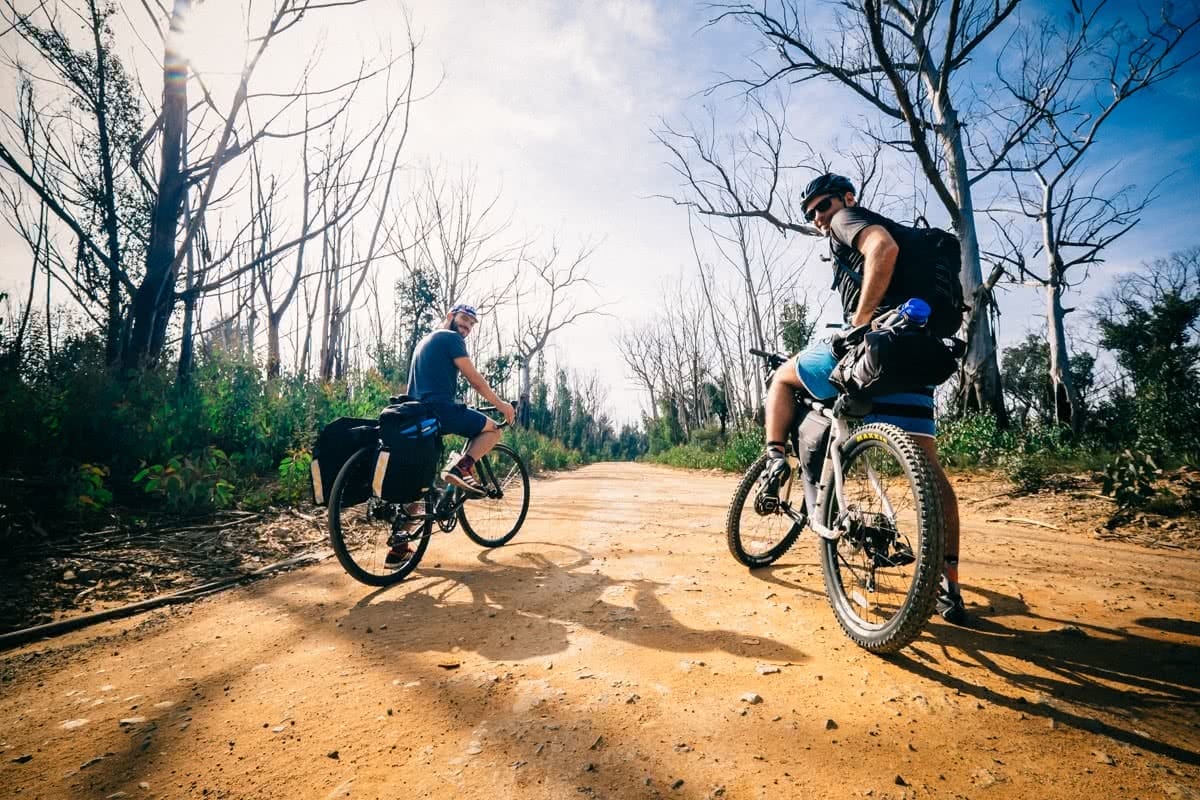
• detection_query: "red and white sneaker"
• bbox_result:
[443,464,486,497]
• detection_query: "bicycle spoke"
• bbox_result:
[822,428,935,642]
[725,453,806,568]
[459,445,530,547]
[328,447,431,585]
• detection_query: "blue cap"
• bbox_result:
[900,298,931,325]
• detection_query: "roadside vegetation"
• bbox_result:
[0,326,647,546]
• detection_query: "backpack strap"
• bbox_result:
[834,258,863,287]
[829,241,864,288]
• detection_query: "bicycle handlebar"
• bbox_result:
[477,399,520,428]
[749,348,788,371]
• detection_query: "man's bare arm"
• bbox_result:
[453,356,516,423]
[851,225,899,326]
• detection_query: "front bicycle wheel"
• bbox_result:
[818,423,944,653]
[459,444,530,547]
[328,446,431,586]
[725,452,806,568]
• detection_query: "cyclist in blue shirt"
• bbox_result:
[407,303,516,496]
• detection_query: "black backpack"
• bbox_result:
[831,216,966,338]
[900,218,966,338]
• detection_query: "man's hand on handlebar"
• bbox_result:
[496,398,516,425]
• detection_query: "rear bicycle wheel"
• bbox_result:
[459,444,530,547]
[818,423,944,653]
[328,446,431,586]
[725,452,806,568]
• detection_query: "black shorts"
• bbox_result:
[426,402,489,438]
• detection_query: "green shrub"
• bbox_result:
[65,463,113,516]
[999,451,1048,494]
[645,425,763,473]
[134,447,236,513]
[496,427,583,474]
[277,448,313,504]
[718,428,764,472]
[1100,449,1161,512]
[937,412,1015,467]
[648,443,724,470]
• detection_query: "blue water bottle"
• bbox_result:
[896,298,931,328]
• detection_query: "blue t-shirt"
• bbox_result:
[407,329,468,403]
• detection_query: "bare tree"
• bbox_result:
[401,163,523,317]
[133,0,410,368]
[617,323,667,421]
[985,1,1200,429]
[512,240,606,421]
[0,0,418,374]
[687,0,1066,420]
[0,0,150,362]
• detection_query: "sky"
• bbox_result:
[2,0,1199,424]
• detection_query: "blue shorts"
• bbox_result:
[795,341,936,438]
[426,402,489,438]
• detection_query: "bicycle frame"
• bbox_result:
[796,399,851,541]
[754,351,894,544]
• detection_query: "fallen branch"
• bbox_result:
[0,549,331,652]
[984,517,1061,530]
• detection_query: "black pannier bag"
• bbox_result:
[829,327,962,398]
[796,409,832,512]
[373,402,441,503]
[311,417,378,506]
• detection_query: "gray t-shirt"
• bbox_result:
[407,329,468,403]
[827,206,918,322]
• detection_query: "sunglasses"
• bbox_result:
[804,195,838,222]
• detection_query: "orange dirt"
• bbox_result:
[1,462,1198,799]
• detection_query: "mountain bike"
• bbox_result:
[725,348,945,653]
[327,405,530,587]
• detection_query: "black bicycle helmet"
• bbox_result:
[802,173,856,206]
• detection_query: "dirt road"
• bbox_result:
[2,462,1199,799]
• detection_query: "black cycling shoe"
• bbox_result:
[757,454,792,513]
[936,588,968,625]
[873,540,916,568]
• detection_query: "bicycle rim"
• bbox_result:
[819,423,944,653]
[459,444,530,547]
[725,452,805,568]
[328,447,431,586]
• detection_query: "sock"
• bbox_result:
[765,440,787,458]
[400,501,424,532]
[456,454,477,474]
[943,556,960,594]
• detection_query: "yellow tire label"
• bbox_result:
[854,432,887,444]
